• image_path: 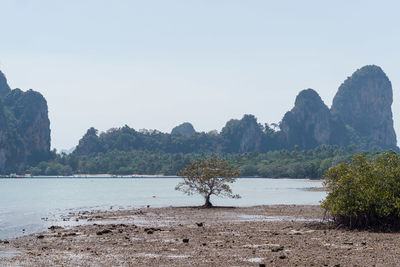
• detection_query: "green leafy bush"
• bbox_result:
[321,151,400,229]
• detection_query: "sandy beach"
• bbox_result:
[0,205,399,266]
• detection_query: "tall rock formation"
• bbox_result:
[171,122,196,137]
[0,100,10,171]
[221,114,264,153]
[280,89,347,149]
[0,71,11,98]
[331,65,397,149]
[4,89,51,165]
[0,71,51,173]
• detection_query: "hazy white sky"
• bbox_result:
[1,0,400,150]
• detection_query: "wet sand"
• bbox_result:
[0,205,398,266]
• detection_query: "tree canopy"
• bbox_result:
[322,151,400,230]
[175,155,241,207]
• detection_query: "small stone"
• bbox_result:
[196,222,204,227]
[279,255,287,259]
[144,227,161,234]
[271,246,284,252]
[37,235,45,239]
[96,229,112,235]
[259,264,266,267]
[64,232,77,237]
[48,226,63,231]
[182,238,189,243]
[3,240,9,244]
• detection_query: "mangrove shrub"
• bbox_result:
[321,151,400,229]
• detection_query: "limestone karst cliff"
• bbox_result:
[280,65,397,150]
[221,114,264,153]
[331,65,396,149]
[0,71,51,173]
[21,64,399,175]
[0,71,11,98]
[72,64,397,158]
[171,122,196,137]
[280,89,335,149]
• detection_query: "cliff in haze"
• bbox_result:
[0,71,51,174]
[331,65,396,149]
[31,64,398,176]
[171,122,196,137]
[69,65,398,160]
[280,65,396,150]
[0,71,11,98]
[280,89,331,149]
[221,114,264,153]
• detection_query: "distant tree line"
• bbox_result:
[26,114,392,177]
[69,115,393,157]
[28,143,384,178]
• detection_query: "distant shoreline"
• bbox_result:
[0,175,324,180]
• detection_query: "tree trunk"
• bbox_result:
[204,195,213,208]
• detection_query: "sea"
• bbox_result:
[0,177,326,240]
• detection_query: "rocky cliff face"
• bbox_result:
[221,114,264,153]
[331,65,396,148]
[280,89,339,149]
[279,65,396,150]
[0,71,11,98]
[171,122,196,137]
[4,89,51,166]
[0,71,51,173]
[0,100,9,171]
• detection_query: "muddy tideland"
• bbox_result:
[0,205,399,266]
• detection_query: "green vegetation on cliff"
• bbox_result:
[331,65,396,149]
[171,122,196,137]
[3,64,395,176]
[0,71,52,174]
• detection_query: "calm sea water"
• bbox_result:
[0,178,325,240]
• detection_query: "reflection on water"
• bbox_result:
[0,178,325,239]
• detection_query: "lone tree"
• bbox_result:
[176,155,241,208]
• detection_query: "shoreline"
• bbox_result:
[1,204,399,266]
[0,175,324,181]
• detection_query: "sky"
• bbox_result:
[0,0,400,150]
